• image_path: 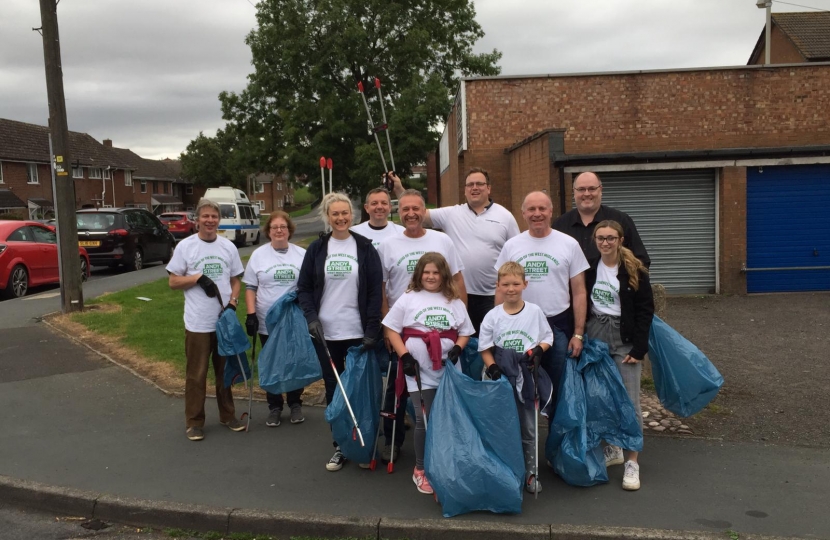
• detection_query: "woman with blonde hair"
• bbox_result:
[584,219,654,492]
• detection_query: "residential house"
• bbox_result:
[249,172,294,214]
[748,11,830,64]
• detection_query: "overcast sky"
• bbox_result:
[0,0,825,160]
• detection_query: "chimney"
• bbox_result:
[103,139,112,147]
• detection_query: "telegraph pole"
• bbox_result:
[38,0,83,312]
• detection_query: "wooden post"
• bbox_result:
[39,0,83,312]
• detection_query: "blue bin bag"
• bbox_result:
[459,337,484,380]
[578,339,643,452]
[545,359,607,487]
[258,292,323,395]
[324,346,383,463]
[648,315,724,417]
[216,308,251,388]
[425,366,525,518]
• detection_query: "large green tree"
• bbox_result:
[180,128,251,189]
[218,0,501,198]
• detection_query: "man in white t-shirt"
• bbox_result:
[350,186,404,248]
[375,188,466,462]
[496,191,589,417]
[390,168,519,334]
[167,199,246,442]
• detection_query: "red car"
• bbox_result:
[0,220,90,299]
[158,212,197,239]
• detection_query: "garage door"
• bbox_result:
[598,170,717,294]
[746,164,830,293]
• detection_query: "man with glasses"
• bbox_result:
[553,172,650,267]
[390,168,519,334]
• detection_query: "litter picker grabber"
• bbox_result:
[214,291,254,432]
[532,364,540,499]
[414,362,428,431]
[326,158,333,194]
[356,78,396,185]
[312,333,366,447]
[369,354,395,472]
[319,157,326,198]
[386,357,406,473]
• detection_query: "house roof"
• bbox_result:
[0,118,133,169]
[151,194,183,205]
[0,189,26,209]
[773,12,830,60]
[749,12,830,63]
[28,198,53,208]
[110,148,186,182]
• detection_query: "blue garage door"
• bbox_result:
[746,164,830,292]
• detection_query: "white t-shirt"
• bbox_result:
[591,262,622,317]
[495,230,590,317]
[478,301,554,353]
[382,290,475,392]
[242,243,306,335]
[377,229,464,307]
[166,234,244,333]
[429,202,520,296]
[350,221,405,249]
[318,236,363,340]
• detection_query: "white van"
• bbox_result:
[203,187,260,246]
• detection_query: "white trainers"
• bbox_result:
[622,460,640,491]
[604,444,624,467]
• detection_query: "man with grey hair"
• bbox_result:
[496,191,589,418]
[167,198,246,441]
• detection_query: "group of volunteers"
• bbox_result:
[166,167,655,497]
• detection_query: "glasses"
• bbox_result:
[270,225,289,231]
[596,236,619,244]
[465,182,488,188]
[574,185,602,194]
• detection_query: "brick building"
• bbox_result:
[249,172,294,214]
[438,60,830,295]
[748,12,830,65]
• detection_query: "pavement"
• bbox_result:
[1,215,828,539]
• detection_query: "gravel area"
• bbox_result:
[659,292,830,448]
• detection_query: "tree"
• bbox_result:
[218,0,500,198]
[180,128,250,189]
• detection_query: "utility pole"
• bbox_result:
[38,0,83,312]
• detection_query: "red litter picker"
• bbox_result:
[357,77,396,191]
[319,156,327,197]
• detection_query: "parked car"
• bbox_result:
[76,208,175,271]
[0,220,90,299]
[158,211,197,239]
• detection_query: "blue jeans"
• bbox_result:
[542,322,569,423]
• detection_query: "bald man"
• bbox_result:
[553,172,650,267]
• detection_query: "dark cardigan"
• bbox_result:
[584,259,654,360]
[296,231,383,341]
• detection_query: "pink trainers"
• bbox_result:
[412,467,434,494]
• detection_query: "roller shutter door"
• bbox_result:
[598,170,716,294]
[746,164,830,293]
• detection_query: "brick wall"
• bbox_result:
[0,162,55,207]
[719,166,748,295]
[439,104,462,206]
[508,134,552,222]
[426,151,438,206]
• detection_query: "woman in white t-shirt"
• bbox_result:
[584,220,654,492]
[242,211,307,428]
[382,252,474,496]
[297,192,383,473]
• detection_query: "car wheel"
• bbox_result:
[2,265,29,299]
[80,257,89,282]
[255,232,261,245]
[126,248,144,272]
[162,243,174,264]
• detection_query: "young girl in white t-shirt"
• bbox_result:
[382,252,474,496]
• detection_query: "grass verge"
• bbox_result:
[289,204,313,218]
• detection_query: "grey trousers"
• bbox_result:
[516,396,537,476]
[410,388,437,470]
[586,314,643,432]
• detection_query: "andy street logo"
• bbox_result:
[524,260,548,276]
[406,258,419,273]
[503,338,524,352]
[273,268,296,284]
[202,262,223,280]
[326,259,353,279]
[423,314,450,330]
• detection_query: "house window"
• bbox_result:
[89,168,103,179]
[27,163,39,184]
[140,181,147,193]
[103,168,112,180]
[256,201,264,211]
[0,161,4,184]
[186,185,193,195]
[125,170,132,186]
[256,182,265,193]
[72,167,84,178]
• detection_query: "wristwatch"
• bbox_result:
[572,334,584,341]
[231,297,239,304]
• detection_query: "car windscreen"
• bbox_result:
[159,214,182,223]
[219,204,236,219]
[76,213,118,231]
